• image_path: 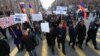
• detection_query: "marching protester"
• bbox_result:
[85,19,100,50]
[0,39,10,56]
[76,20,86,49]
[34,21,42,45]
[61,20,67,38]
[57,22,66,55]
[0,27,8,39]
[23,28,37,56]
[9,24,23,52]
[46,26,57,54]
[68,20,77,49]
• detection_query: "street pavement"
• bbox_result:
[8,32,100,56]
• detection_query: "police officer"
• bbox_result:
[85,19,100,50]
[76,20,86,49]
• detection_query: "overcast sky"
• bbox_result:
[40,0,55,9]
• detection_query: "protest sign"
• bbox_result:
[31,14,43,21]
[56,6,67,11]
[14,13,27,23]
[53,11,66,14]
[40,22,50,33]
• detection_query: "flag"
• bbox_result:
[28,4,34,13]
[79,0,87,19]
[19,3,26,13]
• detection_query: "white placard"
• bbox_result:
[53,11,66,14]
[31,14,43,21]
[46,11,52,15]
[56,6,67,11]
[14,13,27,23]
[41,22,50,33]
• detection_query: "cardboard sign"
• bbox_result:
[40,22,50,33]
[14,13,27,23]
[31,14,43,21]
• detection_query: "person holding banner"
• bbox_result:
[9,25,23,52]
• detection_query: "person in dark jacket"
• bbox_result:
[69,20,77,49]
[0,39,10,56]
[9,25,23,52]
[0,27,8,39]
[57,23,66,55]
[23,28,37,56]
[85,19,100,50]
[76,20,86,49]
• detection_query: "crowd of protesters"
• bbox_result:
[0,11,100,56]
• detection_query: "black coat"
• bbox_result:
[24,31,36,52]
[87,22,98,37]
[77,23,86,37]
[0,40,10,56]
[69,25,77,38]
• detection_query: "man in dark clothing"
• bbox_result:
[0,27,8,39]
[57,23,66,55]
[85,19,100,50]
[69,20,77,49]
[46,27,57,54]
[76,20,86,49]
[0,39,10,56]
[23,28,37,56]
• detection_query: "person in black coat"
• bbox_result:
[69,20,77,49]
[76,20,86,49]
[46,27,57,54]
[0,39,10,56]
[85,19,100,50]
[57,23,66,55]
[23,28,37,56]
[9,25,23,52]
[0,27,8,39]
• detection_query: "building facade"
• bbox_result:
[0,0,43,17]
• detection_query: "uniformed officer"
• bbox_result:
[85,19,100,50]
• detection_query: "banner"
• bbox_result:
[31,14,43,21]
[40,22,50,33]
[5,15,15,27]
[14,13,27,23]
[0,18,6,29]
